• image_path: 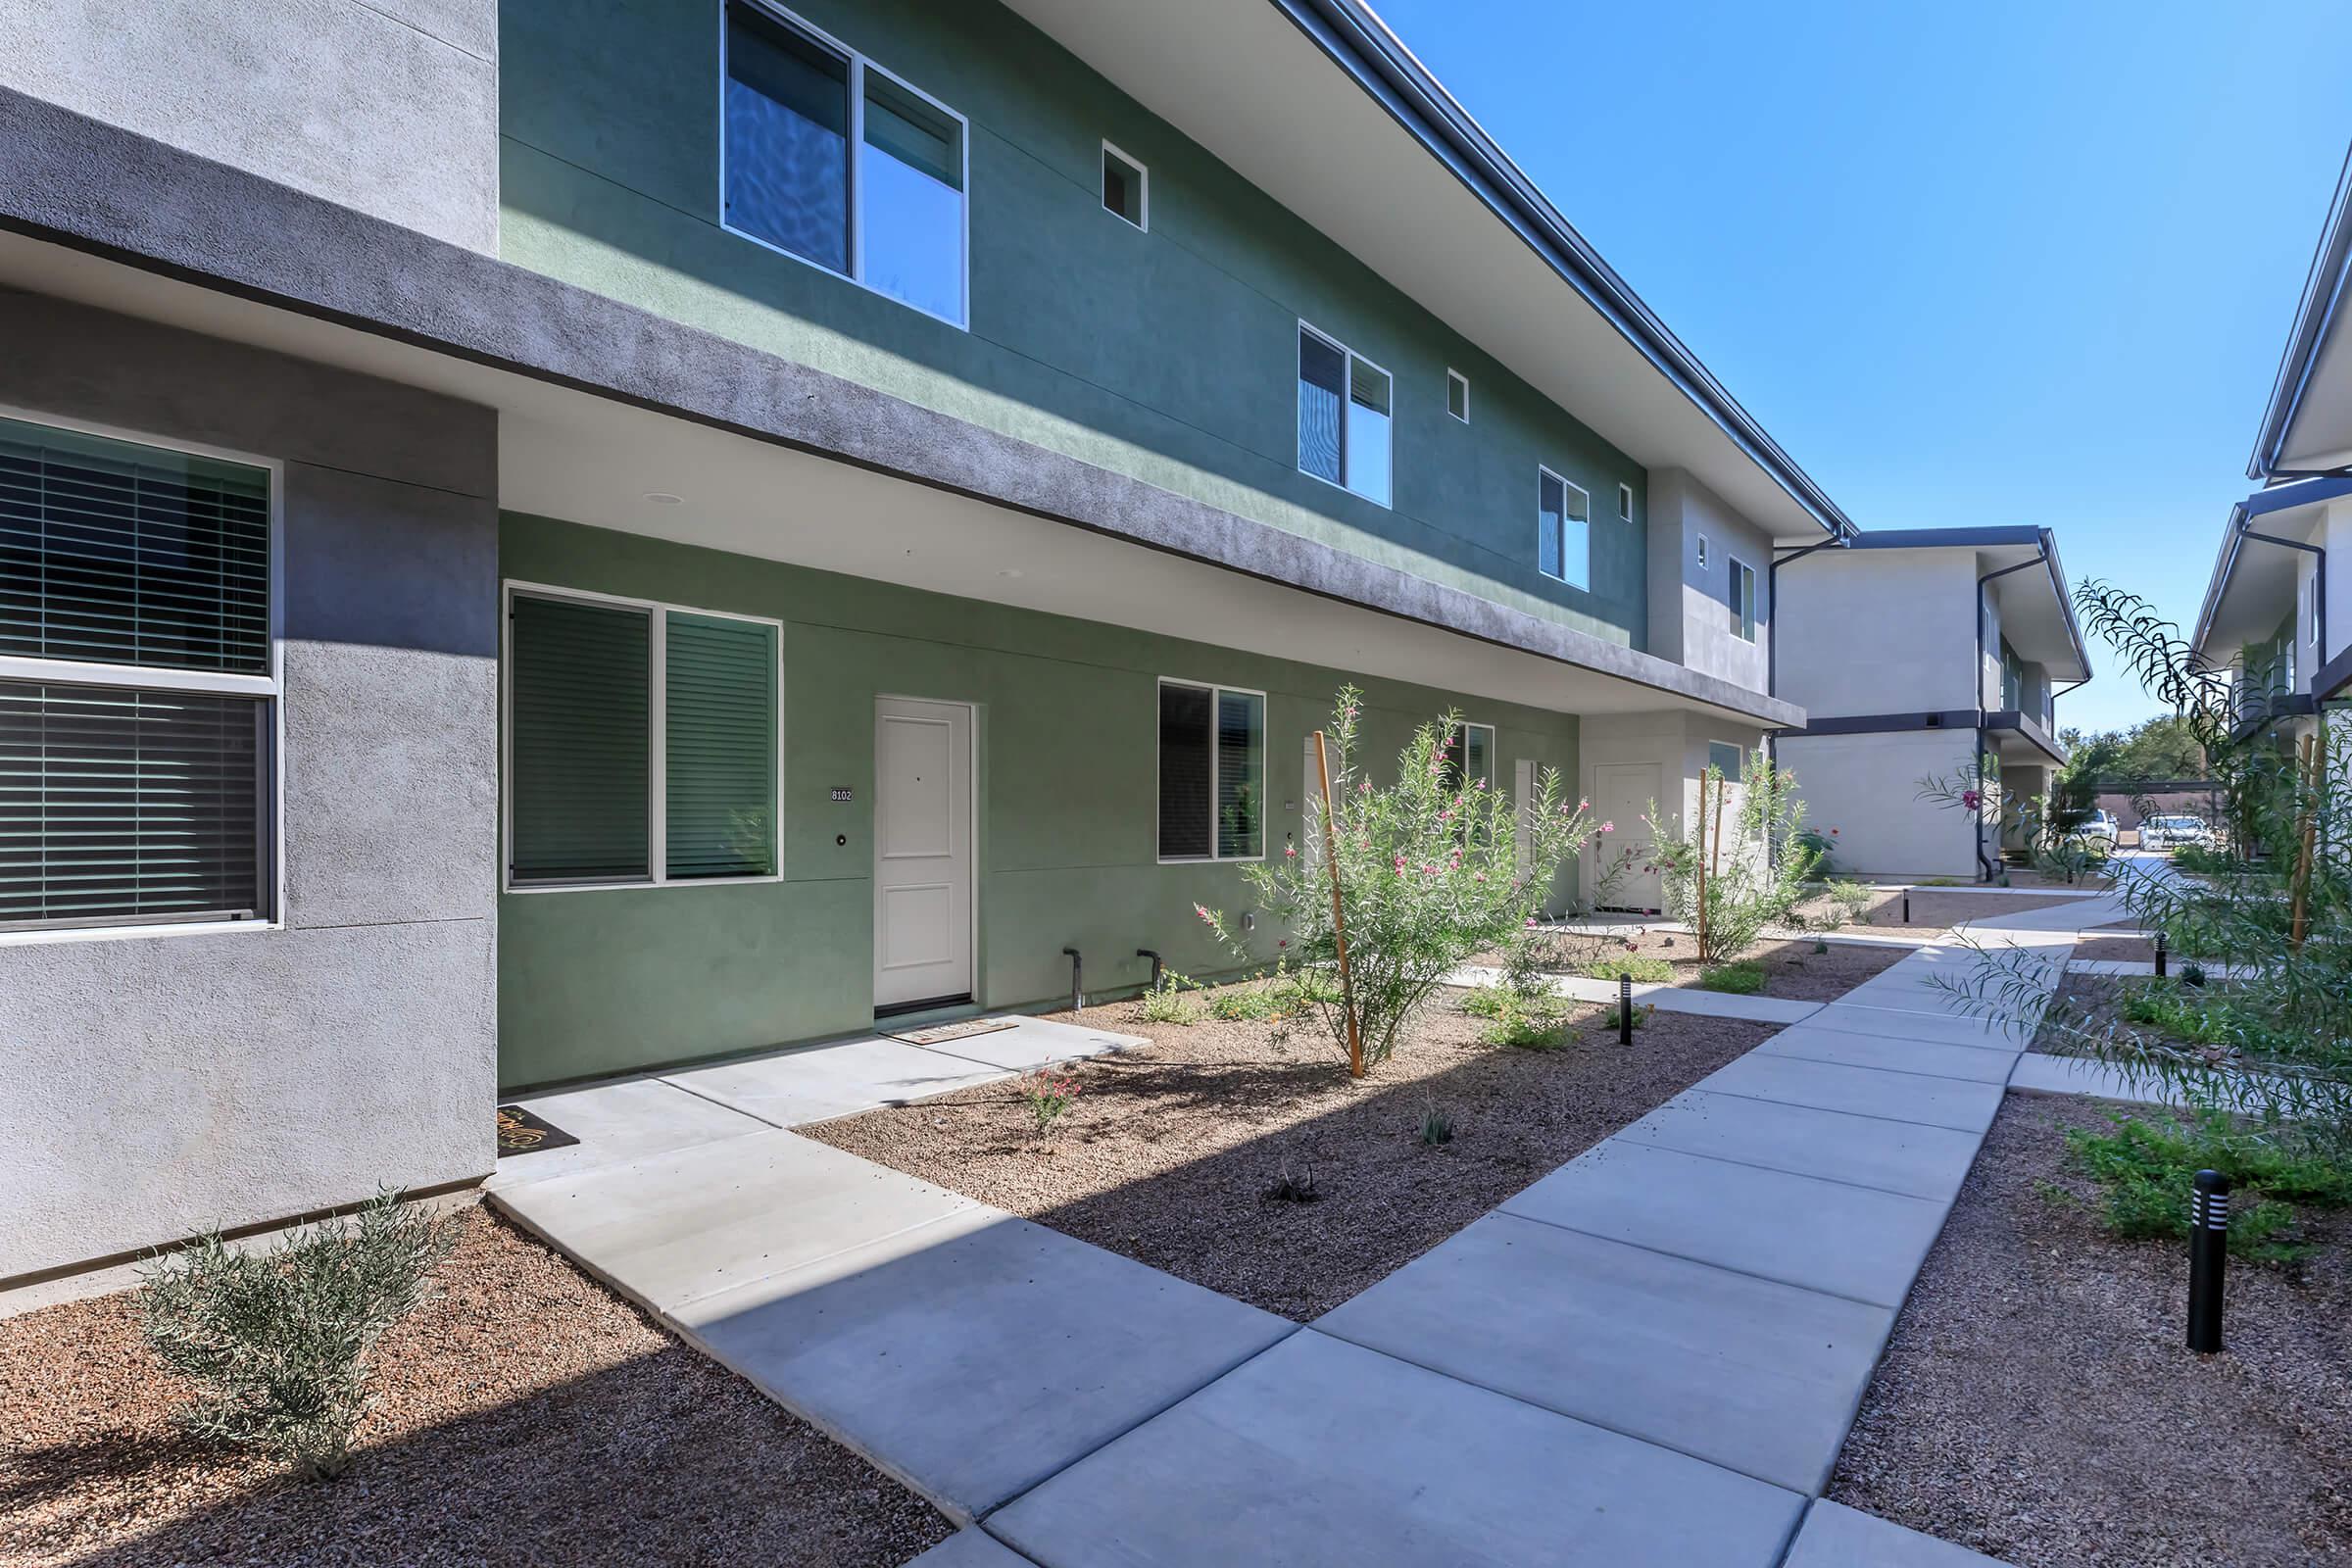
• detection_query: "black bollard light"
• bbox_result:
[2187,1169,2230,1353]
[1618,973,1634,1045]
[1902,891,1912,924]
[2154,930,2168,979]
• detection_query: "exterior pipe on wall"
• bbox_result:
[1136,948,1163,992]
[1062,947,1083,1012]
[1975,553,2049,882]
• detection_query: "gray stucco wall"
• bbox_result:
[0,0,498,252]
[1645,468,1772,693]
[1777,548,1979,717]
[0,293,499,1283]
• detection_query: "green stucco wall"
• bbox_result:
[498,514,1579,1090]
[497,0,1650,654]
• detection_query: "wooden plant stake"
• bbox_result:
[2289,732,2319,953]
[1692,772,1711,963]
[1314,729,1364,1077]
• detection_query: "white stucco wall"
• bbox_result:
[1583,710,1769,912]
[1777,549,1979,717]
[1781,730,1982,879]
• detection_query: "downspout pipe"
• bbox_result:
[1975,553,2049,882]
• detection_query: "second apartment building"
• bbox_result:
[1,0,1856,1284]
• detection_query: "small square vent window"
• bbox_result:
[1696,534,1709,569]
[1619,482,1634,521]
[1446,368,1469,422]
[1102,142,1147,230]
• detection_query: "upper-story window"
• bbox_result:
[0,415,280,935]
[1538,466,1589,590]
[1618,483,1634,522]
[1297,323,1392,507]
[1728,556,1758,643]
[722,1,969,328]
[1999,639,2024,711]
[1101,141,1147,230]
[1446,369,1470,423]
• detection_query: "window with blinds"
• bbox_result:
[0,417,275,934]
[505,588,779,890]
[1158,678,1263,861]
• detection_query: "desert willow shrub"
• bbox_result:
[1918,737,2119,882]
[139,1191,455,1480]
[1642,753,1821,966]
[1935,580,2352,1154]
[1200,687,1598,1073]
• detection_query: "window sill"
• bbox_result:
[1155,856,1267,866]
[0,916,281,949]
[504,874,786,895]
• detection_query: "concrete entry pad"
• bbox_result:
[1618,1091,1984,1200]
[664,1037,1011,1126]
[1315,1214,1893,1494]
[486,1075,769,1192]
[1698,1053,2005,1132]
[902,1015,1148,1073]
[677,1210,1293,1520]
[492,1129,976,1312]
[990,1329,1804,1568]
[1784,1500,2016,1566]
[905,1530,1042,1567]
[1503,1141,1947,1307]
[1755,1024,2018,1084]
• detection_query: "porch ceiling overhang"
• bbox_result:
[2191,478,2347,658]
[999,0,1852,548]
[0,94,1799,729]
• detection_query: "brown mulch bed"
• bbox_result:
[1830,1092,2352,1567]
[1505,928,1911,1002]
[802,991,1778,1321]
[0,1206,952,1568]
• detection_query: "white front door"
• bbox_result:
[874,697,974,1010]
[1592,761,1663,913]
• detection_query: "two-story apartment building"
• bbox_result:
[0,0,1859,1288]
[1774,528,2089,879]
[2193,147,2352,746]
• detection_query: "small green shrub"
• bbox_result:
[1138,972,1203,1025]
[1419,1105,1455,1146]
[1481,999,1570,1050]
[1457,984,1511,1019]
[1812,938,1830,956]
[1918,876,1962,888]
[1574,956,1673,985]
[1207,986,1281,1023]
[139,1191,454,1480]
[2064,1109,2352,1260]
[1698,960,1767,995]
[1825,879,1876,925]
[1261,1163,1320,1203]
[2115,978,2297,1055]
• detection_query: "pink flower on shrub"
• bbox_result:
[1285,845,1297,858]
[1960,789,1982,810]
[1193,903,1210,921]
[1831,827,1840,836]
[1394,855,1407,872]
[1475,872,1488,883]
[1579,797,1591,810]
[1599,820,1615,834]
[1277,939,1289,949]
[1525,916,1539,927]
[1345,706,1359,718]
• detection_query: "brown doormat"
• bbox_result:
[496,1104,580,1156]
[885,1016,1020,1048]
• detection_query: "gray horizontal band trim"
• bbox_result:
[1774,709,2066,763]
[0,89,1801,727]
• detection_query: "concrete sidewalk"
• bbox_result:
[493,937,2082,1565]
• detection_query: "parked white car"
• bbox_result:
[2071,808,2120,850]
[2139,813,2212,852]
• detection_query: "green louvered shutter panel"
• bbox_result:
[509,594,651,884]
[664,612,775,879]
[0,683,265,927]
[0,417,270,672]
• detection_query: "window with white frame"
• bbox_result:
[506,586,779,889]
[1443,721,1494,791]
[1297,323,1392,506]
[1728,556,1758,643]
[1446,368,1469,423]
[1695,533,1709,570]
[1707,740,1744,782]
[1618,482,1634,522]
[1538,467,1590,589]
[0,416,279,933]
[1157,678,1263,860]
[722,0,968,327]
[2302,568,2317,653]
[1101,140,1146,229]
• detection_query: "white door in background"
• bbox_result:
[874,697,974,1009]
[1591,760,1663,912]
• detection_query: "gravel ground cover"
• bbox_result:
[802,991,1778,1320]
[1503,928,1912,1002]
[0,1206,953,1568]
[2073,934,2157,963]
[1830,1092,2352,1567]
[1815,889,2087,931]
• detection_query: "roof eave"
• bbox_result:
[2249,143,2352,482]
[1273,0,1853,541]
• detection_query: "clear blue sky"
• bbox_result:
[1375,0,2352,734]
